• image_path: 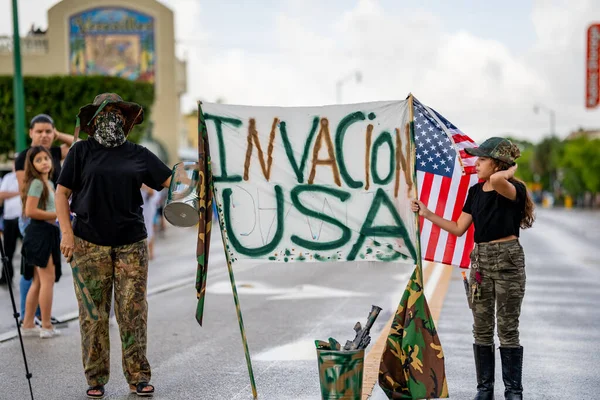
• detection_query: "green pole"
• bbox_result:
[12,0,26,153]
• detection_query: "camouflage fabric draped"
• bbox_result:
[195,105,214,325]
[378,264,449,399]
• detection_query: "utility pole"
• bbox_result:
[336,70,362,104]
[12,0,26,153]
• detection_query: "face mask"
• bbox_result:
[93,112,126,148]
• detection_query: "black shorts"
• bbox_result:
[21,220,62,282]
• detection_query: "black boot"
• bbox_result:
[500,346,523,399]
[473,344,495,400]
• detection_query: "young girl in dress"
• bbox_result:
[20,146,62,338]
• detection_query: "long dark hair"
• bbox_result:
[493,159,535,229]
[21,146,54,212]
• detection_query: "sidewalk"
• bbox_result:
[0,223,225,341]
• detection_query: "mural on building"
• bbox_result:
[69,7,155,83]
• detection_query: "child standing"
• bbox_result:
[20,146,62,338]
[412,137,534,400]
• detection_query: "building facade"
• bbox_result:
[0,0,186,163]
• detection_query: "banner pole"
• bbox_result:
[199,103,258,399]
[195,102,214,325]
[218,224,258,399]
[407,94,424,279]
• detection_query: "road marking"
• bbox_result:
[361,262,453,399]
[254,339,317,361]
[0,254,240,343]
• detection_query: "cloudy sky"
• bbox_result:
[1,0,599,143]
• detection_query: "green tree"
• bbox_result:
[532,136,563,191]
[506,136,536,183]
[559,137,600,198]
[0,75,154,160]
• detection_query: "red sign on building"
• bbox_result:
[587,24,600,108]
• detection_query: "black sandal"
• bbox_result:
[86,385,105,399]
[130,382,154,396]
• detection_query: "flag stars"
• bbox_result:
[433,164,439,170]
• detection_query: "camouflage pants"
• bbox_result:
[469,239,526,347]
[72,236,151,387]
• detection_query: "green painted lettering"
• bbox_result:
[335,112,365,188]
[370,131,395,185]
[290,185,352,251]
[223,185,284,256]
[279,117,319,183]
[204,113,243,182]
[347,188,416,261]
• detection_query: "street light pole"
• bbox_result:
[533,103,556,135]
[12,0,26,153]
[336,70,362,104]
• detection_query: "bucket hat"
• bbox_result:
[76,93,143,136]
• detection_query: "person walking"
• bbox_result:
[412,137,534,400]
[141,185,161,260]
[0,161,23,286]
[56,93,172,399]
[19,146,62,338]
[15,114,74,325]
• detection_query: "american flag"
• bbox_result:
[413,97,478,268]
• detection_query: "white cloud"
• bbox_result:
[2,0,600,143]
[178,0,600,143]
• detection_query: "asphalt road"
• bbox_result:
[1,207,599,399]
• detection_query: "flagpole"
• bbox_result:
[407,94,424,281]
[199,102,258,399]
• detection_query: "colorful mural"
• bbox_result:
[69,7,155,83]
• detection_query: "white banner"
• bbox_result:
[202,100,418,264]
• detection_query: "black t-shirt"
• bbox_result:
[15,146,63,186]
[462,181,527,244]
[57,139,172,246]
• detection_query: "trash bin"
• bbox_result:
[316,348,365,400]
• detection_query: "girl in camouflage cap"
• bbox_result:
[412,137,535,400]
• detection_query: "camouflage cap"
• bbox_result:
[464,137,520,165]
[76,93,143,135]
